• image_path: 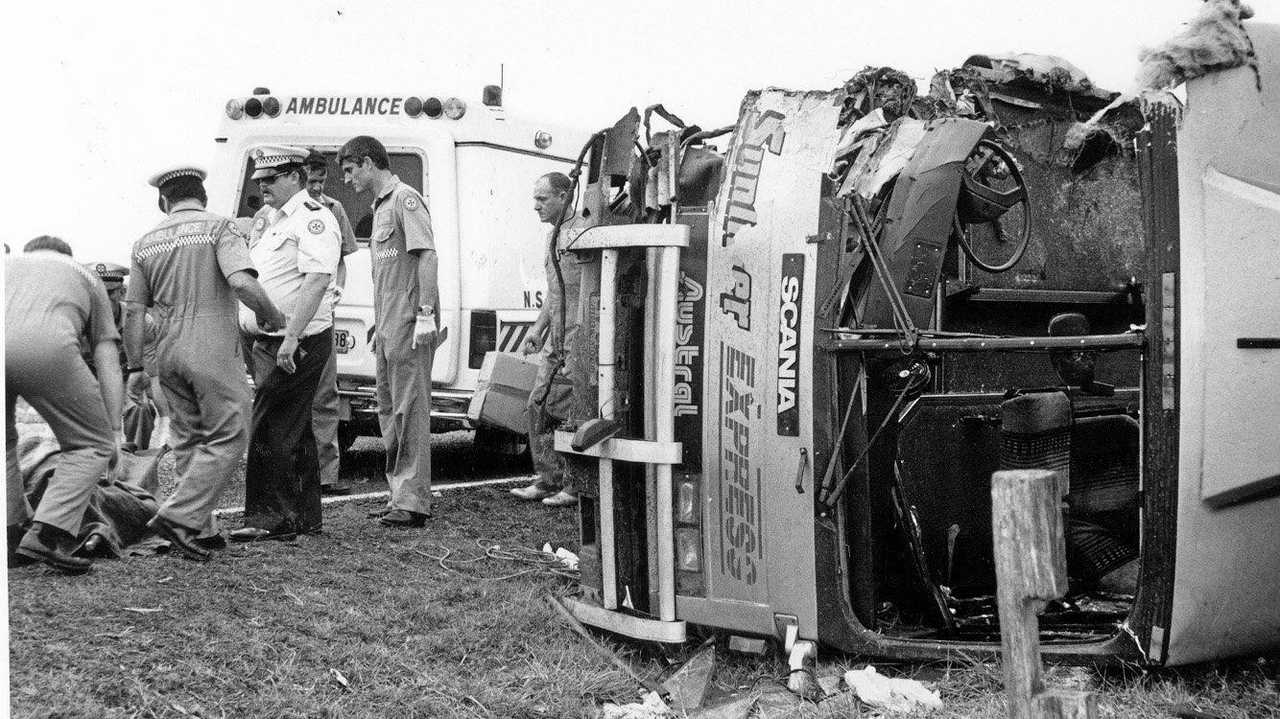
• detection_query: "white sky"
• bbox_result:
[5,0,1274,264]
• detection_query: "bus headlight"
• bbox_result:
[676,528,702,572]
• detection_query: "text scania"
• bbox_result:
[285,97,406,116]
[776,254,805,436]
[720,344,760,585]
[721,110,787,246]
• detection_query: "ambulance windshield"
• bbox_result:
[234,150,425,242]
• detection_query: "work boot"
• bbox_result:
[16,522,93,574]
[379,509,429,528]
[7,524,36,568]
[541,489,579,507]
[147,515,212,561]
[510,481,559,501]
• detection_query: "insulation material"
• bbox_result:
[1072,0,1258,149]
[1136,0,1259,92]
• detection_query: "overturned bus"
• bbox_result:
[549,22,1280,667]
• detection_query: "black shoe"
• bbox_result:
[7,524,36,567]
[147,516,212,561]
[16,523,93,574]
[321,483,353,496]
[379,509,429,528]
[229,527,297,543]
[366,508,391,519]
[196,535,228,551]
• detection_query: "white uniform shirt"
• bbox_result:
[239,189,341,337]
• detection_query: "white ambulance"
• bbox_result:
[209,87,590,451]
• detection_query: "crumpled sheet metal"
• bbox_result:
[963,53,1111,101]
[836,116,928,200]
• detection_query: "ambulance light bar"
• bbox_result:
[223,92,469,120]
[225,94,282,120]
[443,97,466,120]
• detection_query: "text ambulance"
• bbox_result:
[210,88,589,449]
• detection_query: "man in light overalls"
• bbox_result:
[339,136,440,528]
[6,236,122,573]
[124,166,284,560]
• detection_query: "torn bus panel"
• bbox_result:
[563,18,1280,667]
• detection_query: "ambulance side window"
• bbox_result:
[235,151,426,245]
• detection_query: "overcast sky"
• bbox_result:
[5,0,1273,264]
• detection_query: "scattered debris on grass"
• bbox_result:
[542,541,580,571]
[661,641,716,711]
[843,665,944,713]
[601,690,669,718]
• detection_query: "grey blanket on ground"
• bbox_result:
[18,436,166,558]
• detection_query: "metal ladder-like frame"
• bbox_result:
[554,223,689,643]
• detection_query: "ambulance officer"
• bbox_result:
[338,135,439,528]
[304,149,358,495]
[6,236,122,573]
[123,166,285,560]
[230,145,340,541]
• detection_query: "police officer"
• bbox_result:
[230,145,340,540]
[85,262,163,448]
[338,135,439,527]
[123,166,285,560]
[80,262,128,374]
[512,173,586,507]
[304,149,358,495]
[6,236,122,573]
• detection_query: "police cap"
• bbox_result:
[148,165,208,189]
[250,144,309,180]
[86,261,129,287]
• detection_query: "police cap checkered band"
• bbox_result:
[86,261,130,283]
[250,144,309,179]
[147,166,208,189]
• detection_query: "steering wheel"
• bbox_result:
[952,139,1031,273]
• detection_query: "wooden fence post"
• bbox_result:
[992,469,1097,719]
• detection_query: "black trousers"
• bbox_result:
[243,329,332,534]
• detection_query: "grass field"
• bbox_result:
[6,418,1279,717]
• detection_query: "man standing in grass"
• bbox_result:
[512,173,586,508]
[231,146,340,541]
[339,135,440,528]
[125,166,285,560]
[303,149,358,496]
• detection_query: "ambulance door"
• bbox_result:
[1166,22,1280,664]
